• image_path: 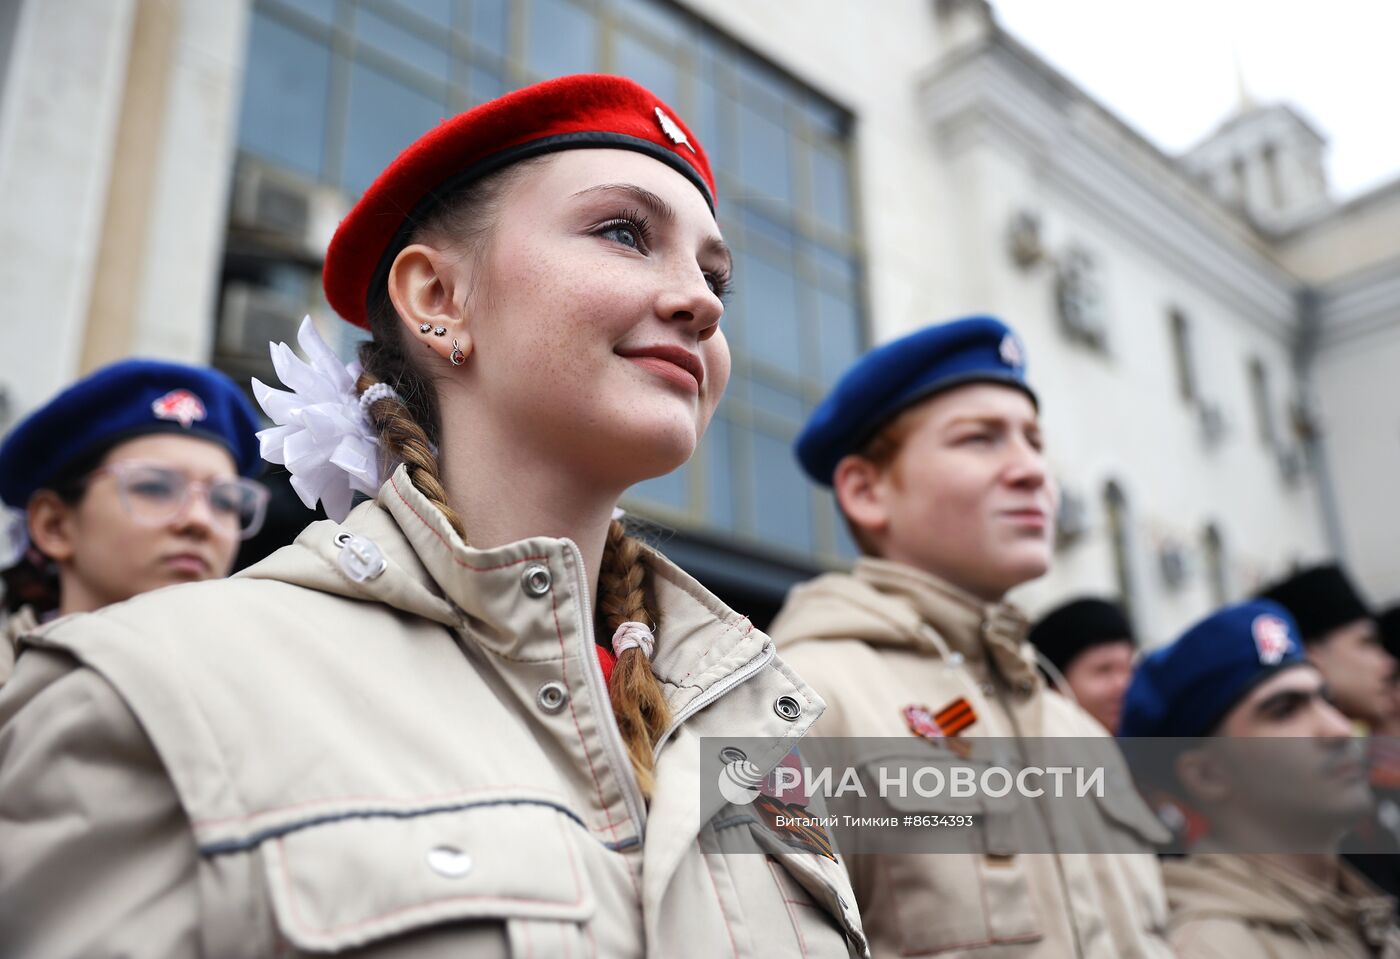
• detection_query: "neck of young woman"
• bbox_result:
[437,422,621,610]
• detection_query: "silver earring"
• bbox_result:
[433,326,447,336]
[419,322,432,333]
[449,339,466,366]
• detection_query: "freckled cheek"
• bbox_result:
[702,334,732,404]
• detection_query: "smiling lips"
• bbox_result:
[617,344,704,393]
[1001,508,1048,530]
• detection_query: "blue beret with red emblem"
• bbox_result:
[795,315,1038,486]
[324,73,716,329]
[0,359,262,508]
[1118,600,1308,738]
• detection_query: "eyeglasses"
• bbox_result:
[91,462,270,540]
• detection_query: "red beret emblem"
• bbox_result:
[1252,613,1292,665]
[654,106,696,154]
[151,389,207,428]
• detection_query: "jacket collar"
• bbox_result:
[853,557,1037,687]
[250,466,770,713]
[1177,854,1398,948]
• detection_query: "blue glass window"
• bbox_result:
[527,0,597,76]
[342,61,446,193]
[238,13,331,179]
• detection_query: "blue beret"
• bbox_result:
[0,359,262,508]
[1119,600,1308,738]
[794,316,1037,486]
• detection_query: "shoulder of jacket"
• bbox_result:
[25,577,417,690]
[1168,915,1275,959]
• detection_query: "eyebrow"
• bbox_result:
[944,415,1040,431]
[1252,686,1321,716]
[571,182,732,273]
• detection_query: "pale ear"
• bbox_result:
[833,454,889,542]
[26,490,77,564]
[386,243,474,364]
[1174,747,1232,806]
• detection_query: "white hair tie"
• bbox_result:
[252,317,402,522]
[611,621,655,660]
[358,382,401,415]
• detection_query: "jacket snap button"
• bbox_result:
[536,681,569,714]
[521,564,551,597]
[427,845,473,878]
[719,746,747,764]
[774,695,802,721]
[333,532,387,583]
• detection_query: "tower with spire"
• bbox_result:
[1180,60,1333,231]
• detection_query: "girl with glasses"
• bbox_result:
[0,76,866,957]
[0,360,265,684]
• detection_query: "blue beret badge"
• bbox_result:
[998,332,1025,370]
[150,389,208,429]
[1253,613,1294,665]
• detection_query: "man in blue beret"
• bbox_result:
[1120,600,1400,956]
[0,360,266,686]
[770,316,1172,958]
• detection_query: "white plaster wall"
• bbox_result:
[967,140,1326,642]
[0,0,136,433]
[1310,267,1400,606]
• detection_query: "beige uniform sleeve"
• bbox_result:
[0,648,200,957]
[1170,916,1275,959]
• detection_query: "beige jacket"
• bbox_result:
[769,558,1172,959]
[0,466,868,958]
[1166,854,1400,958]
[0,603,37,688]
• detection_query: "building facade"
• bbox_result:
[1,0,1396,636]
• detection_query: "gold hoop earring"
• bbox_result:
[449,340,466,367]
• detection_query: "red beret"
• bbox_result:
[323,73,716,329]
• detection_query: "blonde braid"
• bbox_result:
[598,518,671,798]
[354,367,467,541]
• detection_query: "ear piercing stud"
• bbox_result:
[419,323,432,333]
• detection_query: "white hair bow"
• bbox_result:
[251,317,399,522]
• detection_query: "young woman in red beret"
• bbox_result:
[0,75,866,957]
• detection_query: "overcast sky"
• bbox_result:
[993,0,1398,201]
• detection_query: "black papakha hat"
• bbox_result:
[1028,597,1134,675]
[1257,563,1372,643]
[1377,604,1400,660]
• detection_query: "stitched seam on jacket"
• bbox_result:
[549,579,627,840]
[198,797,588,855]
[700,837,740,959]
[768,858,809,959]
[195,785,574,829]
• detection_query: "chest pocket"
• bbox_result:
[256,800,595,956]
[857,753,1044,955]
[705,812,868,958]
